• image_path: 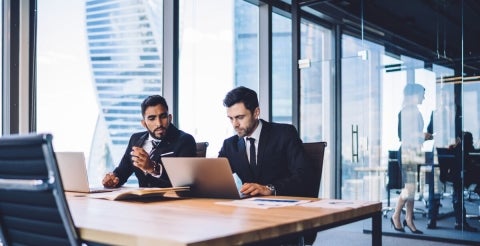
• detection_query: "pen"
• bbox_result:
[161,152,174,156]
[329,201,354,205]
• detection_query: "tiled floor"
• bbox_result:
[313,194,480,246]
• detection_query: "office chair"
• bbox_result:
[434,147,480,228]
[382,150,427,218]
[382,150,403,217]
[0,133,82,246]
[195,142,209,157]
[301,141,327,245]
[465,151,480,202]
[431,147,456,221]
[303,142,327,198]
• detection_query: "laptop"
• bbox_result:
[162,157,248,199]
[55,152,118,193]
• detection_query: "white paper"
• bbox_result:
[216,197,311,209]
[300,199,369,209]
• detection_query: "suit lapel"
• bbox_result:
[134,132,149,147]
[256,120,271,177]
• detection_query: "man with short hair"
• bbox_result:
[102,95,196,188]
[219,86,315,197]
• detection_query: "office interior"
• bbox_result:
[1,0,479,244]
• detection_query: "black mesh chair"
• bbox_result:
[0,133,82,246]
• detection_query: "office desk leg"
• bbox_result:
[372,211,382,246]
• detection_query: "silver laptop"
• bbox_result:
[55,152,118,193]
[162,157,248,199]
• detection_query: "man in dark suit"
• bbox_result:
[102,95,196,188]
[219,86,315,197]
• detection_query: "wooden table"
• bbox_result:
[67,193,382,245]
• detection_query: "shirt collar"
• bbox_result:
[148,135,161,143]
[245,120,262,142]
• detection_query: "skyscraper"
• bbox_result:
[85,0,163,183]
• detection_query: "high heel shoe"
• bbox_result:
[403,220,423,234]
[390,218,405,232]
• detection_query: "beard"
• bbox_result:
[235,127,248,138]
[235,119,258,138]
[148,125,168,140]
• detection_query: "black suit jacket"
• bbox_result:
[113,124,196,187]
[218,119,315,197]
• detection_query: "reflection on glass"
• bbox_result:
[298,19,333,198]
[341,35,384,201]
[299,20,332,143]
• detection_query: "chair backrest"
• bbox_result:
[303,142,327,197]
[196,142,209,157]
[387,150,402,189]
[436,147,458,183]
[466,150,480,186]
[0,133,81,246]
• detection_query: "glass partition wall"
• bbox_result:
[13,0,478,243]
[330,0,479,240]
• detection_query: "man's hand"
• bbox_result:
[131,146,153,173]
[102,172,119,188]
[240,183,272,196]
[424,132,434,140]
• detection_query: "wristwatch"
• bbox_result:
[152,161,161,175]
[265,184,276,196]
[144,161,161,176]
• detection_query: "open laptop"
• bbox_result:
[55,152,118,193]
[162,157,248,199]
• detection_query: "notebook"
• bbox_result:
[55,152,119,193]
[162,157,248,199]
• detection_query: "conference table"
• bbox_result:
[67,193,382,245]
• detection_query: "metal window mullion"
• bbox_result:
[259,2,272,121]
[291,0,301,130]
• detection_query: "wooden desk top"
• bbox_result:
[67,193,381,246]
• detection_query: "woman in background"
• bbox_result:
[392,83,431,234]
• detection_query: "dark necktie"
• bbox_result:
[150,140,160,157]
[247,137,256,166]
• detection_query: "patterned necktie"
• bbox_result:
[150,140,160,157]
[246,137,256,166]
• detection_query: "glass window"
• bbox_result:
[299,20,332,143]
[37,0,164,185]
[298,19,333,198]
[178,0,259,156]
[272,12,292,124]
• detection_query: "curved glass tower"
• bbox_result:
[85,0,163,183]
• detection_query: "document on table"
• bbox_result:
[300,199,369,209]
[216,197,311,209]
[86,187,189,201]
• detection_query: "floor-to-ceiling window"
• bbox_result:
[178,0,259,156]
[341,35,384,201]
[36,0,164,185]
[271,12,291,124]
[298,19,333,197]
[341,34,439,202]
